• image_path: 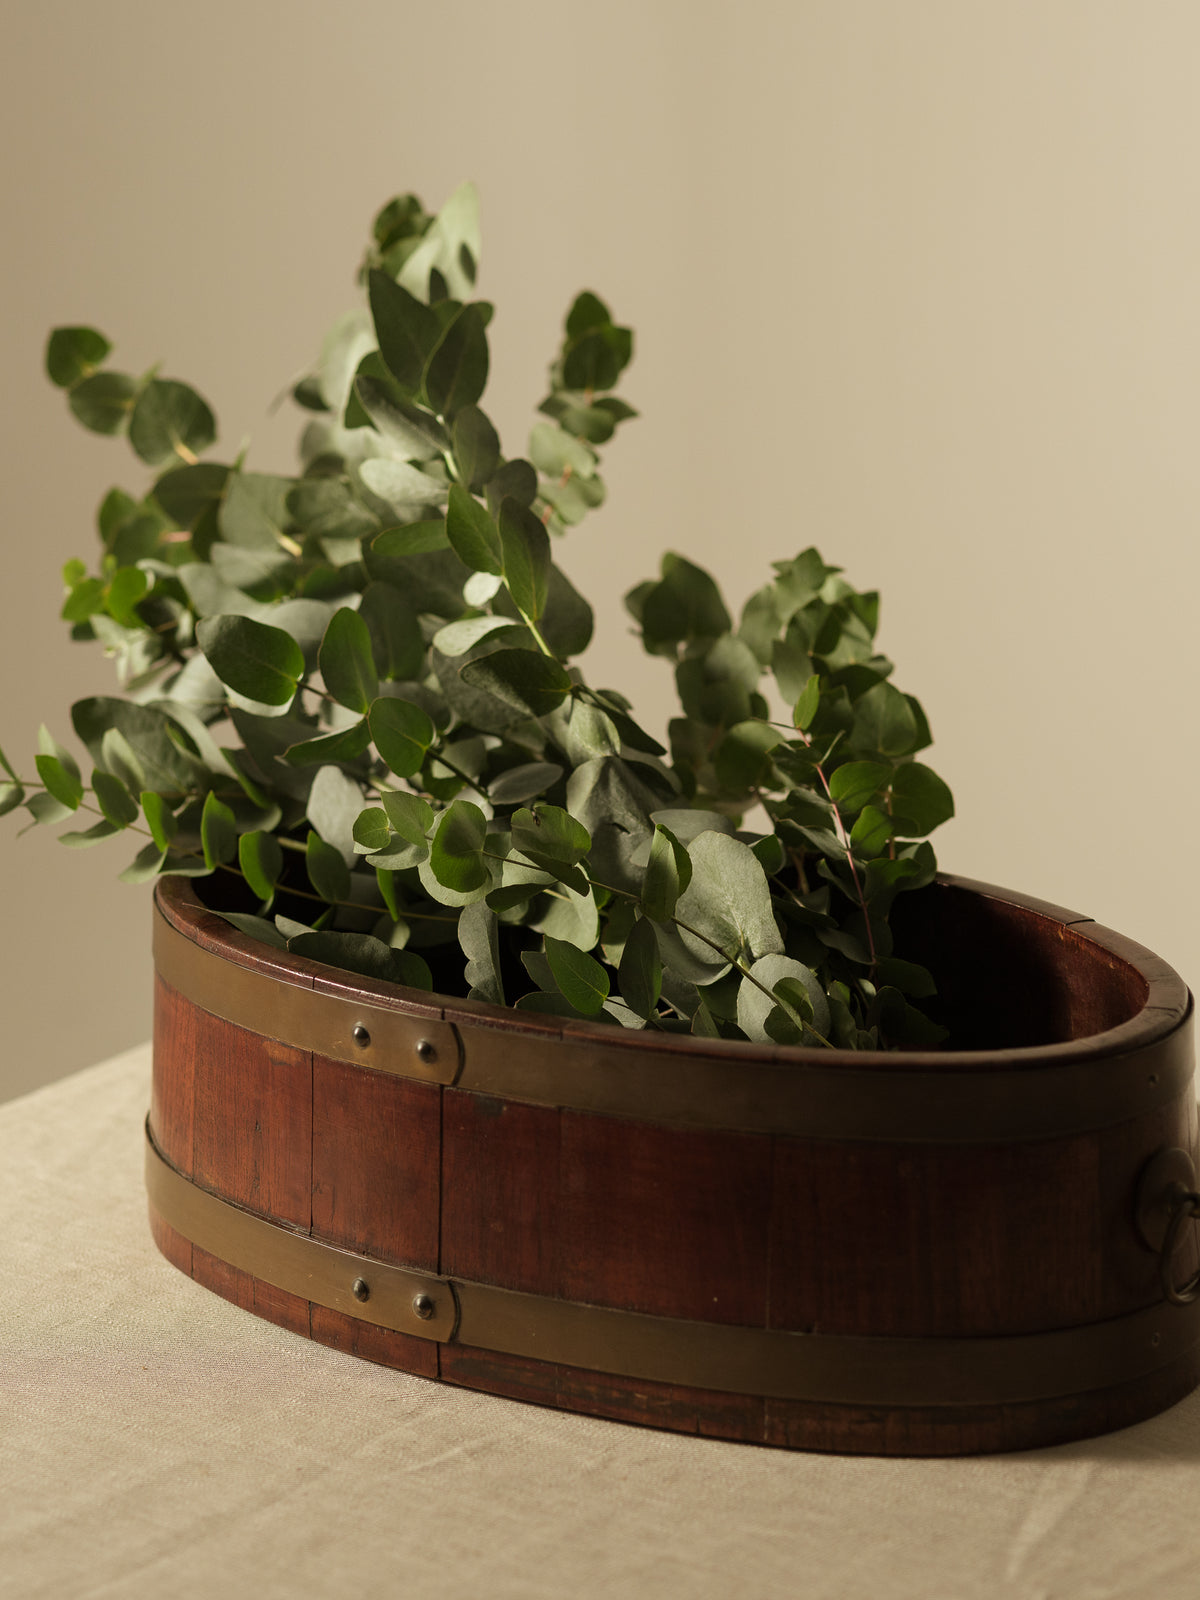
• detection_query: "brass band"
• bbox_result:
[146,1122,1200,1408]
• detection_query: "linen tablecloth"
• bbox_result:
[4,1044,1200,1599]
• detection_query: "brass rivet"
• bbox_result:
[352,1278,370,1303]
[416,1039,437,1064]
[353,1025,371,1048]
[413,1293,435,1320]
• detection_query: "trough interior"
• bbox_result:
[891,882,1149,1049]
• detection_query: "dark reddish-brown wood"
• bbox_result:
[310,1305,439,1379]
[441,1092,561,1293]
[312,1057,441,1271]
[146,874,1198,1455]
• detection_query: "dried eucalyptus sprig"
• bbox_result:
[2,183,954,1050]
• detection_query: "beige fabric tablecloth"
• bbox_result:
[4,1045,1200,1599]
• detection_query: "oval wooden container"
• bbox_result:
[148,874,1198,1456]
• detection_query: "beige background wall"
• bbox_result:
[1,0,1196,1101]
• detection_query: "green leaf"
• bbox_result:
[213,912,288,949]
[318,608,379,715]
[499,498,550,621]
[61,577,107,624]
[452,405,502,492]
[196,615,305,706]
[737,954,830,1044]
[829,761,891,813]
[359,460,445,519]
[674,832,783,967]
[562,322,633,392]
[25,791,74,826]
[510,803,590,867]
[307,766,364,865]
[459,899,504,1005]
[91,769,138,828]
[219,472,295,550]
[528,422,596,480]
[35,726,83,811]
[288,929,423,987]
[376,866,400,921]
[445,484,503,576]
[487,762,563,804]
[544,935,609,1015]
[433,616,528,657]
[140,791,177,852]
[714,721,782,792]
[353,806,392,854]
[119,840,167,882]
[565,291,612,339]
[794,674,821,731]
[0,782,26,817]
[849,804,893,857]
[889,762,955,835]
[46,326,112,388]
[200,791,237,870]
[105,566,149,629]
[283,719,372,767]
[350,367,446,455]
[430,799,489,892]
[633,554,731,654]
[641,824,692,921]
[238,830,283,902]
[851,681,920,758]
[153,462,231,529]
[0,742,18,782]
[69,372,137,435]
[58,819,123,848]
[368,268,440,391]
[306,829,351,903]
[358,582,424,680]
[485,458,539,514]
[423,302,490,417]
[618,915,662,1020]
[380,789,434,845]
[369,696,435,778]
[129,378,216,467]
[566,701,621,763]
[458,649,571,718]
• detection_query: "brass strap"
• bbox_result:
[153,906,461,1084]
[146,1123,1200,1408]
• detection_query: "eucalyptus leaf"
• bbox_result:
[306,829,351,903]
[369,696,435,778]
[499,498,550,622]
[618,915,662,1020]
[429,799,489,892]
[69,372,137,436]
[238,829,283,902]
[46,325,111,388]
[129,379,216,467]
[200,791,237,870]
[445,484,503,576]
[380,788,434,845]
[459,649,571,719]
[544,935,609,1015]
[423,302,490,418]
[452,406,502,492]
[196,615,304,706]
[319,608,379,714]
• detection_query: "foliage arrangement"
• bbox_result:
[2,184,955,1050]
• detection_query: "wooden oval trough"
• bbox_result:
[147,873,1198,1455]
